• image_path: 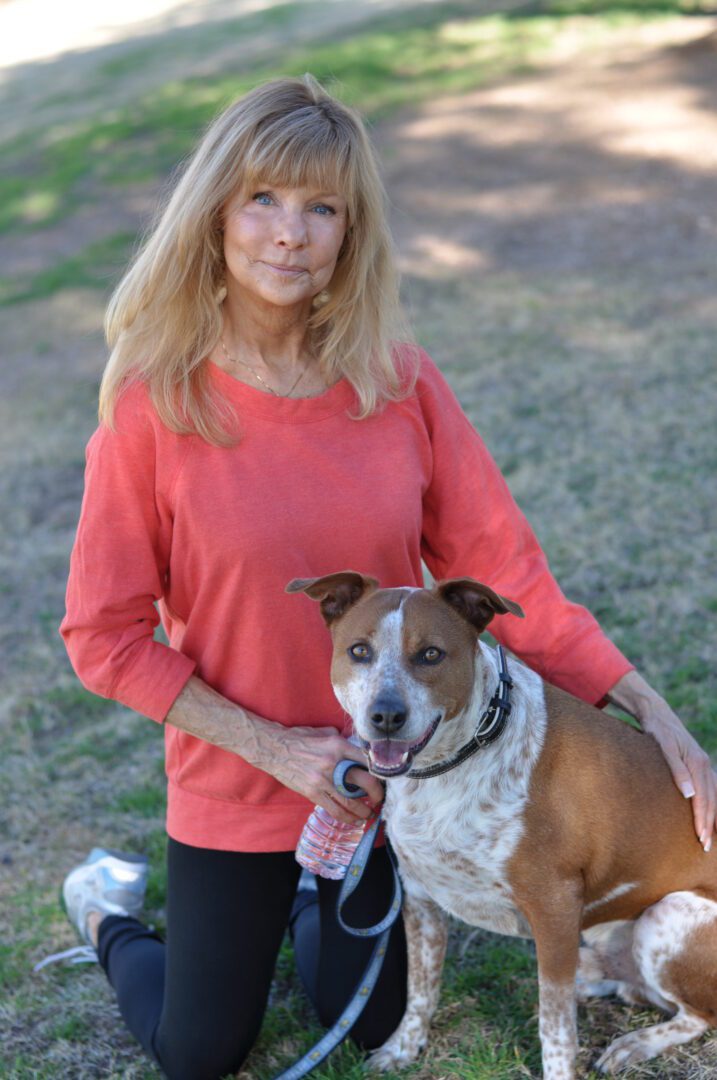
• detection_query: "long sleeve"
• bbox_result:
[60,384,196,721]
[417,355,633,704]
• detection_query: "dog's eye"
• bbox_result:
[419,646,444,665]
[348,642,372,662]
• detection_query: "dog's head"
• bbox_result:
[286,572,523,777]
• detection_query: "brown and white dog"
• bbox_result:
[288,572,717,1079]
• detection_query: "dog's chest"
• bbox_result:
[385,787,533,939]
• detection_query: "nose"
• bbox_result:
[276,208,308,249]
[370,695,409,734]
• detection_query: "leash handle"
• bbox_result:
[332,758,369,799]
[273,808,403,1080]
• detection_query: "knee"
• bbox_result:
[155,1025,255,1080]
[349,999,406,1051]
[317,989,406,1051]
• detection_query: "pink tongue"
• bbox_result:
[370,740,411,768]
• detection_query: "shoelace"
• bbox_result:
[33,944,97,972]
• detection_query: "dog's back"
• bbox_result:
[510,682,717,931]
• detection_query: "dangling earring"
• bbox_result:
[312,290,330,309]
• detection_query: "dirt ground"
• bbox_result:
[1,2,716,1077]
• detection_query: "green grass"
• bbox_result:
[241,929,544,1079]
[0,1057,59,1080]
[44,685,116,722]
[232,929,530,1079]
[2,888,67,990]
[0,232,136,306]
[48,1014,94,1043]
[665,659,717,750]
[55,728,140,766]
[534,0,711,13]
[3,0,714,304]
[2,0,711,239]
[96,2,299,82]
[143,829,170,917]
[13,684,117,749]
[112,781,166,819]
[0,942,25,994]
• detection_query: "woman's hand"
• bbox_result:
[258,724,385,824]
[166,676,385,824]
[608,670,717,850]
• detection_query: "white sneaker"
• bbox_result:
[34,847,148,972]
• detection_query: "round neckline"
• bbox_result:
[206,359,356,423]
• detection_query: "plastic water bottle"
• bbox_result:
[295,805,368,880]
[295,740,370,880]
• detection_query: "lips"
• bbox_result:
[362,715,442,778]
[265,263,305,274]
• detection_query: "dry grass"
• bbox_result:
[1,2,716,1078]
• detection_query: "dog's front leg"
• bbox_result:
[367,886,448,1073]
[529,895,582,1080]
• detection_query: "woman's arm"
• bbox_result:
[61,386,198,720]
[607,670,717,850]
[166,675,385,823]
[416,353,715,843]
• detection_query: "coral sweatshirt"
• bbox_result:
[61,351,633,851]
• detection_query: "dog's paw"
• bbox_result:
[575,977,622,1002]
[365,1030,425,1073]
[594,1032,651,1074]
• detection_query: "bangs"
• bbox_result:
[237,107,356,212]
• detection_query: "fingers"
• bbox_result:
[680,748,715,851]
[620,682,717,850]
[323,790,375,824]
[333,739,385,806]
[659,734,715,851]
[272,726,385,819]
[303,729,384,807]
[300,765,372,823]
[666,754,697,802]
[690,761,717,853]
[343,764,385,808]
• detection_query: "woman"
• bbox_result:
[56,75,716,1080]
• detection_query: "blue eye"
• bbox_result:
[252,192,273,206]
[312,204,335,215]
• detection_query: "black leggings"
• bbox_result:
[97,837,406,1080]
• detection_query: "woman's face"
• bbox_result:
[222,183,348,310]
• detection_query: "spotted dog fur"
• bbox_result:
[288,573,717,1078]
[368,887,448,1071]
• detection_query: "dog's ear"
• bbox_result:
[286,571,379,626]
[435,578,524,634]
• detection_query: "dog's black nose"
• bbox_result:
[370,696,408,733]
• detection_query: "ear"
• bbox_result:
[435,578,524,634]
[286,571,379,626]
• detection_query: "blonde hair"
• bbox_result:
[101,74,416,444]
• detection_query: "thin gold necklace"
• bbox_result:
[220,338,307,398]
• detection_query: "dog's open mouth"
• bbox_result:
[361,715,442,777]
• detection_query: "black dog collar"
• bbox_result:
[406,645,513,780]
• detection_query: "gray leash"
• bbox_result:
[273,761,402,1080]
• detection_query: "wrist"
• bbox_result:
[607,670,663,725]
[166,675,277,761]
